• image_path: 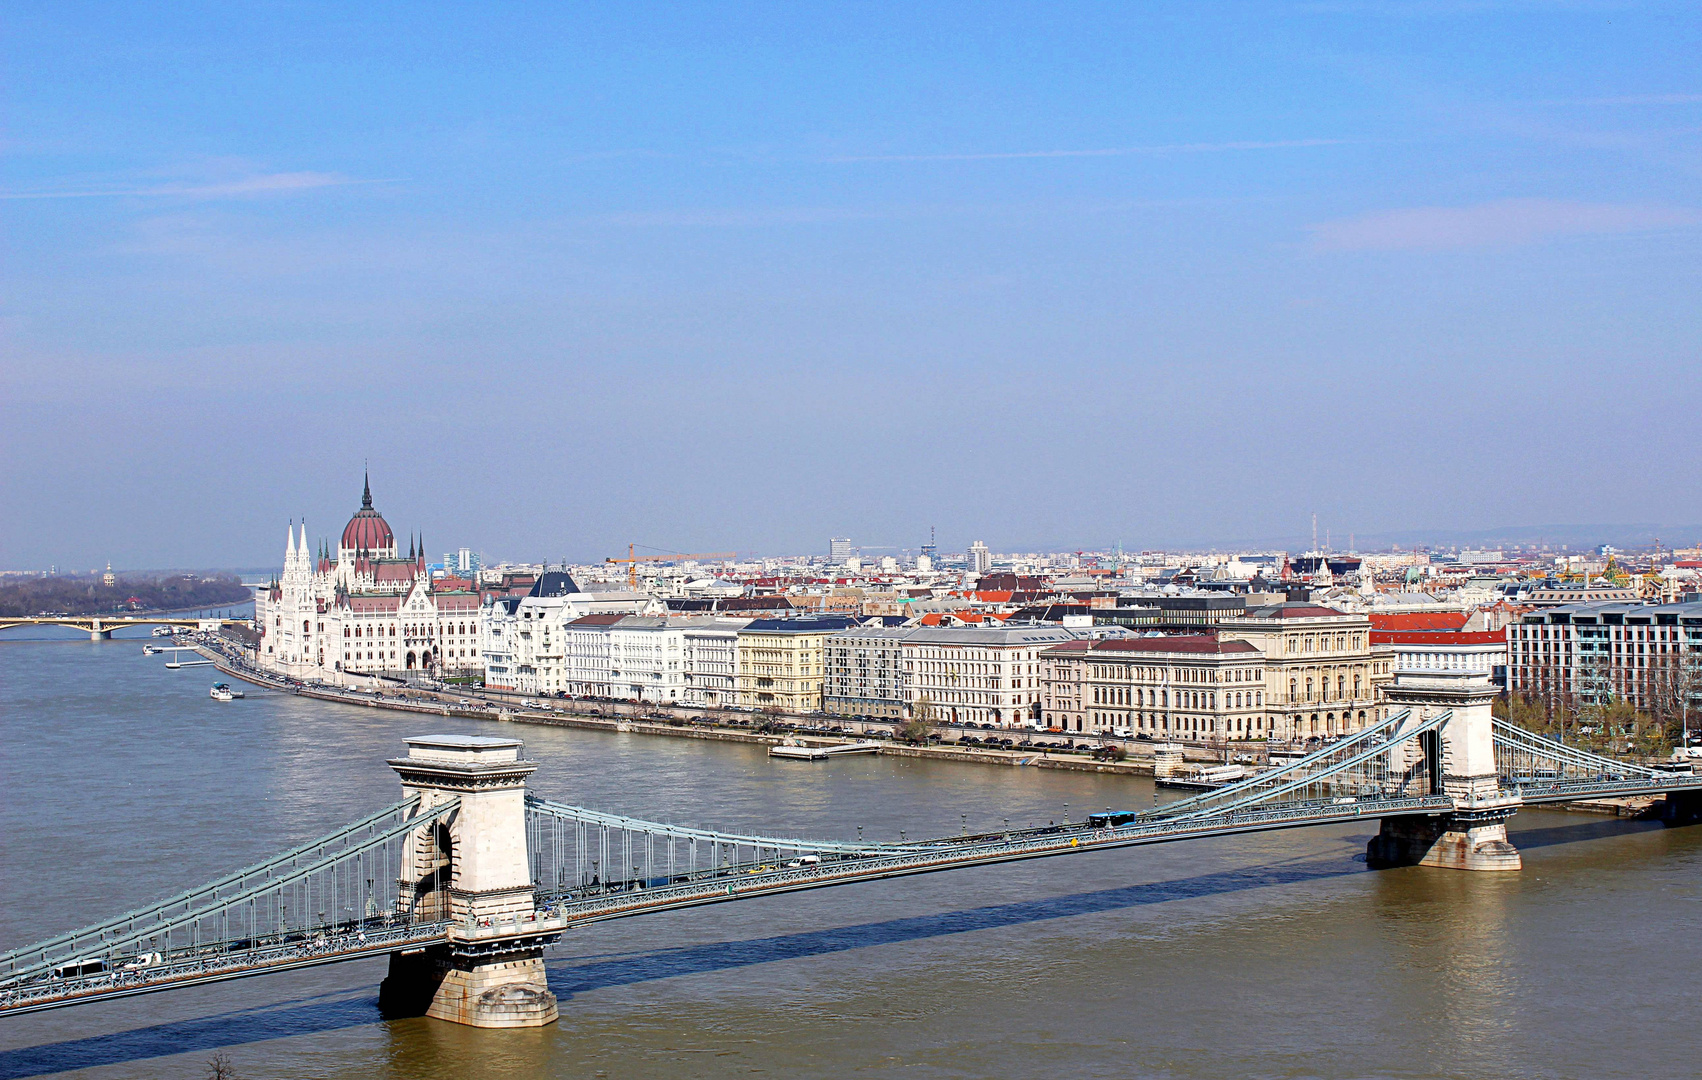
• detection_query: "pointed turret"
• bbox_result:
[287,521,296,558]
[362,470,373,510]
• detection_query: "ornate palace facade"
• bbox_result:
[254,476,481,683]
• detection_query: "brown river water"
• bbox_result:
[3,633,1701,1079]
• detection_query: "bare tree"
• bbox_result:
[899,695,939,745]
[1647,650,1702,751]
[206,1053,236,1080]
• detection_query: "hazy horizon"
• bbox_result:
[4,4,1698,569]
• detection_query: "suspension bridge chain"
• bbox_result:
[521,717,1472,927]
[1146,708,1451,823]
[523,795,934,901]
[527,790,1456,932]
[0,796,459,1015]
[1491,719,1690,804]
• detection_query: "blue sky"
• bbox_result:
[3,2,1699,568]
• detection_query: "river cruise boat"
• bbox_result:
[151,626,177,637]
[1155,762,1248,791]
[210,683,245,701]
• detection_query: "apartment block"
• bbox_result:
[737,616,860,712]
[1508,600,1702,711]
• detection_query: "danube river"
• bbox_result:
[4,634,1702,1079]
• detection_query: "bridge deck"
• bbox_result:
[0,792,1470,1014]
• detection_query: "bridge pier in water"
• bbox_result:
[1368,668,1523,872]
[377,735,563,1028]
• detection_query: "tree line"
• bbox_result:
[0,573,252,618]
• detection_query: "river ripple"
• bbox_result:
[3,635,1701,1079]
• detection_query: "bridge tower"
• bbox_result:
[1368,668,1523,872]
[377,735,562,1027]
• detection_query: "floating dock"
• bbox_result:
[769,740,882,761]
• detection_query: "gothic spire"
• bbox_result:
[362,469,373,510]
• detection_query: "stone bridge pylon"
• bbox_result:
[377,735,563,1027]
[1367,667,1523,872]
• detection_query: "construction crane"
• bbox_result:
[605,545,738,588]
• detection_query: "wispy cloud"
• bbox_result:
[0,171,387,201]
[1310,198,1702,251]
[827,139,1345,163]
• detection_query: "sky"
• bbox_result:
[2,1,1699,569]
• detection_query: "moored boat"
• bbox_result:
[210,683,245,701]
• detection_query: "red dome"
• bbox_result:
[341,475,395,553]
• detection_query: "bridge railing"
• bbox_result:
[0,796,457,997]
[0,918,453,1016]
[1491,718,1661,787]
[524,795,925,897]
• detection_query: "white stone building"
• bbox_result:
[254,475,484,685]
[681,618,750,707]
[478,575,658,694]
[902,625,1077,727]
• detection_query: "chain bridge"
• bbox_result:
[5,669,1700,1028]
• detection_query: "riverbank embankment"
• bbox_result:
[194,644,1174,778]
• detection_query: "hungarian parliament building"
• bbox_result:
[253,476,483,682]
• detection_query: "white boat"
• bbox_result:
[151,626,176,637]
[210,683,245,701]
[143,645,163,655]
[1156,762,1247,791]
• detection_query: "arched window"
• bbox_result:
[1289,678,1297,701]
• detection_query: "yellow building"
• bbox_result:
[736,616,858,712]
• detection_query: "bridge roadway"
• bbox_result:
[12,775,1702,1017]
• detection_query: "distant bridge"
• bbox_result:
[0,615,248,640]
[3,669,1699,1027]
